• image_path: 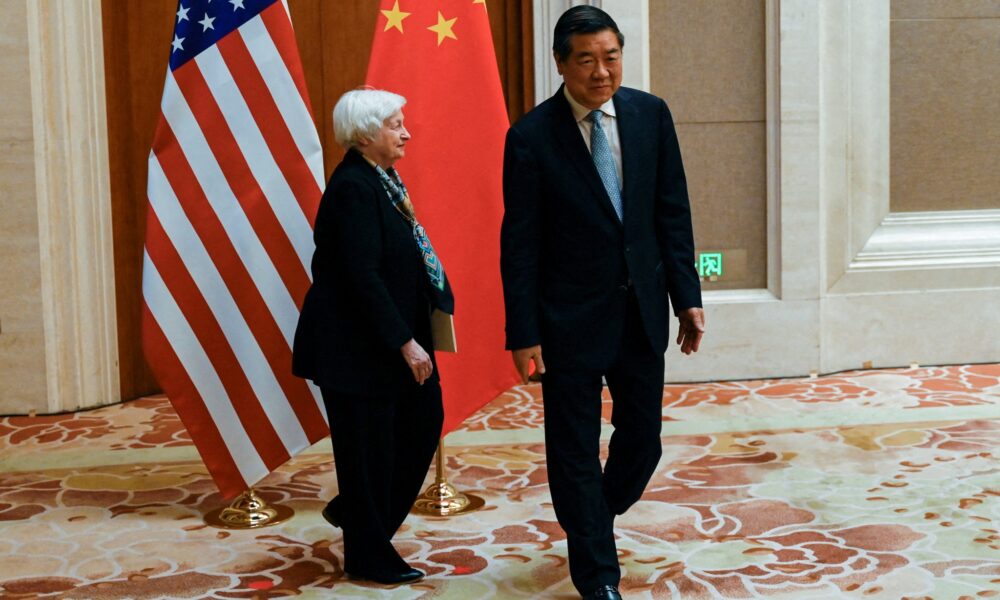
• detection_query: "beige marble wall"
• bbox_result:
[890,0,1000,212]
[674,0,1000,383]
[0,0,48,414]
[28,0,119,415]
[650,0,767,291]
[0,0,117,416]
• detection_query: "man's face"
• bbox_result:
[556,29,623,109]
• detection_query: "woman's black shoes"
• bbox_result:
[322,497,422,585]
[346,567,425,585]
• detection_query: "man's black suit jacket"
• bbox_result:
[293,149,451,395]
[501,86,701,370]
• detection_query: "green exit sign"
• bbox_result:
[697,252,723,278]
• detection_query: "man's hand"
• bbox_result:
[401,339,433,384]
[676,307,705,355]
[512,345,545,384]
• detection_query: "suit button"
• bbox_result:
[625,246,631,253]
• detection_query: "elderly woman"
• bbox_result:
[293,89,453,585]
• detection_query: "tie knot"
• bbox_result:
[588,110,604,126]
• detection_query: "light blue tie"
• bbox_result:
[588,110,623,221]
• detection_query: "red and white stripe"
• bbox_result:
[141,2,327,497]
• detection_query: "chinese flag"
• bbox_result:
[366,0,520,434]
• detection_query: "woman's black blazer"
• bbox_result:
[292,149,448,396]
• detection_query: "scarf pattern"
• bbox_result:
[372,165,447,292]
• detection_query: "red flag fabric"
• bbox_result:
[141,0,327,498]
[366,0,520,434]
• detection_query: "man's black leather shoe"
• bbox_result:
[585,584,622,600]
[346,567,424,585]
[321,498,341,528]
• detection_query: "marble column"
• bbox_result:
[25,0,119,413]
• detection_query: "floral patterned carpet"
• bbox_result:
[1,364,998,599]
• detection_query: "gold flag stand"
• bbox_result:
[204,488,294,529]
[412,440,485,516]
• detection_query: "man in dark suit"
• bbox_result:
[500,7,705,599]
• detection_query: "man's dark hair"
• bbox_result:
[552,5,624,63]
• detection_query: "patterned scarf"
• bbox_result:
[371,163,447,294]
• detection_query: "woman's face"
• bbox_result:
[362,110,410,169]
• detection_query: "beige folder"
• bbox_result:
[431,309,457,353]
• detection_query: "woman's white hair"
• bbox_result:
[332,88,407,149]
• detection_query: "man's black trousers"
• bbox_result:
[541,290,666,594]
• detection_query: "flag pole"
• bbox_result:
[204,488,294,529]
[412,439,484,516]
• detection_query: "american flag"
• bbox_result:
[141,0,328,498]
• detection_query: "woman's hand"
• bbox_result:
[401,339,433,384]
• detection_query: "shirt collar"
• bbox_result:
[563,85,617,123]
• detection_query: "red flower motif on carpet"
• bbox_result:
[652,524,923,598]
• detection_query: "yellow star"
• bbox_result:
[381,0,410,34]
[427,11,457,46]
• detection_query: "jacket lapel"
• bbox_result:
[613,88,641,233]
[550,87,623,227]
